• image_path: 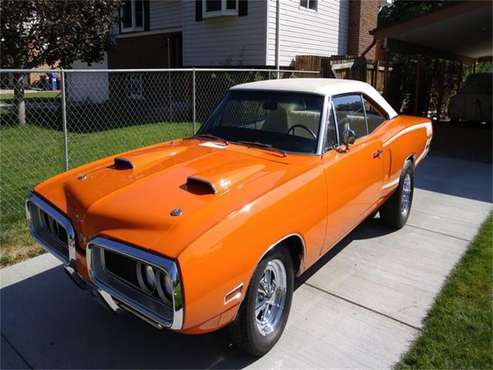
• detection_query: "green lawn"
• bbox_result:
[0,90,60,101]
[395,213,493,369]
[0,122,193,267]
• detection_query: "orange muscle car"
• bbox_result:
[26,79,432,356]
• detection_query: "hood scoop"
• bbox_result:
[113,157,134,170]
[110,147,187,172]
[186,162,265,195]
[186,176,217,195]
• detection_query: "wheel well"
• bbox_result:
[406,154,416,167]
[274,235,305,276]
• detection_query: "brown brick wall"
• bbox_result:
[347,0,380,60]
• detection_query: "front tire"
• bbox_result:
[380,160,414,229]
[228,249,294,357]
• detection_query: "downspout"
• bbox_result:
[276,0,280,78]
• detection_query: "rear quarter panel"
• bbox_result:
[375,115,432,194]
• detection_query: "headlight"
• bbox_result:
[137,263,157,293]
[157,271,173,303]
[136,262,173,304]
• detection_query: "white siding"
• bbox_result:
[266,0,349,67]
[150,0,182,30]
[182,1,268,66]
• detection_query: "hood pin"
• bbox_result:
[170,208,183,217]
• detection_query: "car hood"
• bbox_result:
[35,139,316,258]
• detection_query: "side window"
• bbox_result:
[363,97,387,133]
[333,94,367,139]
[324,107,337,151]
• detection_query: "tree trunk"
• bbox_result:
[14,73,26,126]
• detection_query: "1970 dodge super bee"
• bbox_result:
[27,79,432,356]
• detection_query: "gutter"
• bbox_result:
[276,0,280,78]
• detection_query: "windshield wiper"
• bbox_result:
[233,140,287,157]
[192,134,229,145]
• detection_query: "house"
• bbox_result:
[68,0,380,105]
[106,0,381,69]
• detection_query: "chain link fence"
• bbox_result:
[0,68,318,228]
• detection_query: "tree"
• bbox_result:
[0,0,121,125]
[378,1,450,28]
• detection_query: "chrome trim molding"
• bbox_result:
[86,237,184,330]
[26,192,76,266]
[332,99,341,146]
[316,95,330,155]
[257,233,307,277]
[382,176,400,190]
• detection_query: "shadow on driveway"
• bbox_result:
[0,217,390,370]
[1,264,253,369]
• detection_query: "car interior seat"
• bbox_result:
[262,105,289,133]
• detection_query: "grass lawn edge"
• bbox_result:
[394,212,493,369]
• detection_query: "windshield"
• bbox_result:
[197,90,324,154]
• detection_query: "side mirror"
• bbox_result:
[342,124,356,146]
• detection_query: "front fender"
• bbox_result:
[176,165,327,331]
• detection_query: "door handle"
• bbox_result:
[373,149,383,158]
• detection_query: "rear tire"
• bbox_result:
[380,160,414,229]
[228,249,294,357]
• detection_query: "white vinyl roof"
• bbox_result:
[231,78,398,119]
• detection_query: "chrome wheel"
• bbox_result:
[401,173,412,216]
[255,259,287,336]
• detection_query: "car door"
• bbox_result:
[320,94,384,252]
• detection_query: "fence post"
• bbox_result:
[60,69,69,171]
[192,68,196,133]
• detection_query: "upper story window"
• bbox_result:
[121,0,144,33]
[300,0,317,11]
[203,0,239,18]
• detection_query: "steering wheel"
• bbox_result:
[287,124,317,139]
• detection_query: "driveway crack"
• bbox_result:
[406,223,471,242]
[1,332,34,369]
[303,283,422,332]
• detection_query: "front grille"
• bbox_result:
[26,193,75,264]
[104,249,140,287]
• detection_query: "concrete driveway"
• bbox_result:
[1,155,491,369]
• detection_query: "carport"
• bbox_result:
[370,1,492,114]
[368,1,492,162]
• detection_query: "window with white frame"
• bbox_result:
[203,0,239,18]
[300,0,317,11]
[121,0,144,32]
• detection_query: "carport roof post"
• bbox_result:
[370,1,493,64]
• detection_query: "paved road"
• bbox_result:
[1,156,491,369]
